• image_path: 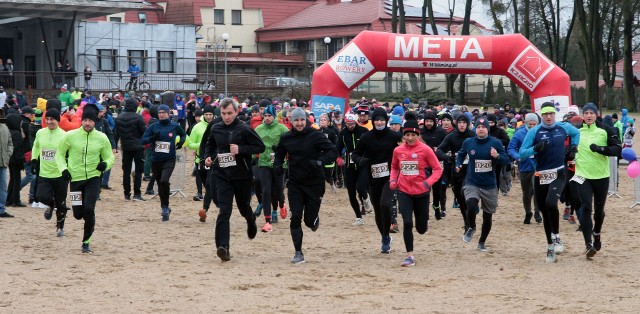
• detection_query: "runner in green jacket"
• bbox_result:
[55,104,115,253]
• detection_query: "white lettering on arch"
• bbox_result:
[461,38,484,59]
[394,36,419,58]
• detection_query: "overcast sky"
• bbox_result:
[405,0,495,30]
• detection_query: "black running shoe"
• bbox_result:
[523,212,533,224]
[247,217,257,239]
[217,246,230,261]
[585,244,597,258]
[44,207,53,220]
[82,243,92,254]
[593,234,601,251]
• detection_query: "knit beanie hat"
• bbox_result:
[290,107,306,121]
[475,117,490,129]
[264,105,276,117]
[34,108,43,124]
[158,104,171,113]
[525,113,539,124]
[81,104,99,122]
[371,107,388,122]
[403,120,420,135]
[202,105,215,114]
[582,102,598,114]
[46,108,60,122]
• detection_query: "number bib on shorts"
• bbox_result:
[371,162,389,178]
[474,159,492,172]
[41,149,56,161]
[155,141,170,153]
[218,153,237,168]
[538,169,558,185]
[70,191,82,206]
[400,161,419,176]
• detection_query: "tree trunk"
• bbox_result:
[622,0,637,110]
[575,0,602,105]
[386,0,399,94]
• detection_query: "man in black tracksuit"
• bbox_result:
[351,107,401,254]
[336,114,370,223]
[421,111,448,219]
[436,114,474,231]
[486,114,511,195]
[115,97,147,200]
[274,108,337,264]
[203,98,265,262]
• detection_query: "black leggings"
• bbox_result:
[200,166,215,210]
[214,177,254,249]
[7,162,22,205]
[451,171,468,228]
[577,177,608,245]
[70,177,101,243]
[369,180,394,237]
[253,164,262,204]
[344,166,369,218]
[465,198,493,243]
[259,167,285,220]
[397,191,429,252]
[122,149,144,196]
[288,183,324,252]
[151,160,175,209]
[37,177,69,230]
[534,168,566,244]
[324,166,335,185]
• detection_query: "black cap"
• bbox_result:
[371,107,388,122]
[81,104,99,122]
[46,108,61,122]
[403,120,420,135]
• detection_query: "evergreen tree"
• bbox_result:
[485,77,495,104]
[495,77,507,106]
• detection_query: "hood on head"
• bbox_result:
[6,113,21,130]
[125,98,138,112]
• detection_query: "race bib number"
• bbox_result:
[371,162,389,178]
[400,161,419,176]
[475,159,492,173]
[270,153,275,164]
[41,149,56,161]
[176,105,183,110]
[570,175,585,185]
[218,153,237,168]
[70,191,82,206]
[539,169,558,185]
[155,141,170,153]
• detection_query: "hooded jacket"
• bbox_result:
[274,121,338,185]
[174,96,186,119]
[336,124,368,168]
[390,140,443,196]
[0,123,13,167]
[141,118,186,163]
[436,123,475,177]
[115,99,146,151]
[507,126,536,173]
[352,126,402,183]
[621,108,630,134]
[255,119,289,168]
[6,114,23,166]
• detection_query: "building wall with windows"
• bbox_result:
[75,21,196,90]
[197,0,262,54]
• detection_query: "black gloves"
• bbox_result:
[358,157,370,167]
[590,144,605,154]
[533,141,546,153]
[176,142,184,150]
[62,169,71,181]
[566,145,578,161]
[31,160,39,175]
[96,161,107,172]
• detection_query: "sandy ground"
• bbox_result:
[1,150,640,313]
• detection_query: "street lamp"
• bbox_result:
[323,37,331,61]
[221,32,229,97]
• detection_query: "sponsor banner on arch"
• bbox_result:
[387,34,493,71]
[311,95,347,118]
[327,43,375,89]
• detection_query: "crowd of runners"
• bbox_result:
[0,85,634,266]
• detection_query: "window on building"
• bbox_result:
[270,42,285,53]
[54,49,65,64]
[232,45,242,53]
[138,12,147,23]
[157,51,174,73]
[128,50,147,72]
[109,16,122,22]
[97,49,117,71]
[232,10,242,25]
[214,9,224,24]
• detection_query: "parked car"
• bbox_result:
[264,77,301,87]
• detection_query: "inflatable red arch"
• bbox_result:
[310,31,570,119]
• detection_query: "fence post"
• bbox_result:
[607,156,621,198]
[630,176,640,209]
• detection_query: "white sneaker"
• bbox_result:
[363,197,373,213]
[545,245,557,263]
[553,238,565,254]
[331,184,337,194]
[39,202,49,209]
[353,218,364,225]
[31,202,38,208]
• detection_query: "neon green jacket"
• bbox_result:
[32,127,66,178]
[187,119,208,163]
[575,123,611,179]
[255,120,289,168]
[613,120,623,140]
[55,127,115,182]
[58,91,74,108]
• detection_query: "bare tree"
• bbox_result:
[621,0,638,110]
[458,0,473,105]
[574,0,604,105]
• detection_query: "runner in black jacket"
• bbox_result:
[436,114,474,232]
[351,107,401,254]
[273,108,338,264]
[203,98,265,262]
[421,111,448,219]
